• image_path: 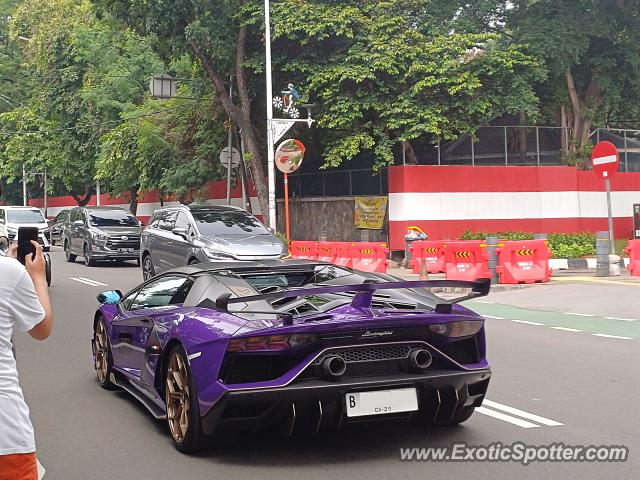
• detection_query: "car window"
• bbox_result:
[55,211,68,222]
[174,212,193,235]
[149,211,164,228]
[191,209,270,235]
[0,210,4,221]
[159,211,178,231]
[6,209,46,224]
[88,209,138,227]
[129,276,191,310]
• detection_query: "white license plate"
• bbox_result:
[118,248,134,253]
[345,388,418,417]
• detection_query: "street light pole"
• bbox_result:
[264,0,277,230]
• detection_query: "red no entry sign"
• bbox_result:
[591,141,620,179]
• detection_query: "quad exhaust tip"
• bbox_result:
[321,355,347,379]
[409,348,432,370]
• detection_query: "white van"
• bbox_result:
[0,206,52,251]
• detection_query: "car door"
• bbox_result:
[153,211,178,273]
[167,212,195,267]
[111,275,191,375]
[71,209,86,253]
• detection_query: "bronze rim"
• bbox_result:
[166,352,190,443]
[94,322,109,383]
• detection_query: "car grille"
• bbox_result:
[106,235,140,250]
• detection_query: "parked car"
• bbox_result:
[140,205,286,280]
[48,209,69,246]
[0,206,52,252]
[63,206,142,267]
[0,234,52,286]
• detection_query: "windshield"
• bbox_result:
[88,210,139,227]
[7,209,46,224]
[191,210,270,235]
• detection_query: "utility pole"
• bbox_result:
[22,164,27,206]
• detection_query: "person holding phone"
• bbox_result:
[0,240,53,480]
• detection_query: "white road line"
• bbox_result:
[476,407,540,429]
[550,326,582,332]
[70,277,107,287]
[483,400,563,427]
[511,320,543,326]
[605,316,638,322]
[564,312,594,317]
[483,315,504,320]
[592,333,634,340]
[475,300,494,304]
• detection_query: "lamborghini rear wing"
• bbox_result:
[206,279,491,322]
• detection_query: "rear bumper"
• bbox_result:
[201,368,490,436]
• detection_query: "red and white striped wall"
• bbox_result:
[29,180,262,222]
[388,165,640,250]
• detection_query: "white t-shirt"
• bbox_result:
[0,256,45,455]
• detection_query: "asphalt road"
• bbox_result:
[13,249,639,479]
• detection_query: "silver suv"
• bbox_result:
[140,205,286,279]
[63,206,142,266]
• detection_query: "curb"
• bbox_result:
[550,257,630,270]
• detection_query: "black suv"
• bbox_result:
[63,206,142,266]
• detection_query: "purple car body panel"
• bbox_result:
[92,263,492,436]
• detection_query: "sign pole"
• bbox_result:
[284,173,290,242]
[605,176,615,254]
[226,75,233,205]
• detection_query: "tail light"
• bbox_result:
[429,320,483,337]
[227,333,317,352]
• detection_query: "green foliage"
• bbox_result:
[459,230,596,258]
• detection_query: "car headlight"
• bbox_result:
[91,231,109,241]
[429,320,484,337]
[204,248,235,260]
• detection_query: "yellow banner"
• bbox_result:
[354,196,388,229]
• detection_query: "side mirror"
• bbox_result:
[97,290,123,305]
[172,227,188,239]
[138,220,145,228]
[74,220,83,226]
[0,236,8,253]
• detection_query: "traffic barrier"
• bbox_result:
[317,241,341,264]
[495,240,552,284]
[442,241,491,281]
[348,242,389,273]
[626,240,640,277]
[289,241,318,260]
[410,240,445,274]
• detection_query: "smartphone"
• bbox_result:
[17,227,39,265]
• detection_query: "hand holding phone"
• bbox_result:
[17,227,39,265]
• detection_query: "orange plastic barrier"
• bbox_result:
[289,241,318,260]
[333,242,354,267]
[317,241,341,264]
[348,242,389,273]
[495,240,552,284]
[410,240,445,274]
[626,240,640,277]
[442,241,491,281]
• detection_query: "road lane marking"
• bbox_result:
[604,316,638,322]
[482,400,563,427]
[70,277,108,287]
[510,320,543,326]
[483,315,504,320]
[476,407,540,429]
[564,312,594,317]
[591,333,633,340]
[475,300,494,304]
[550,326,582,332]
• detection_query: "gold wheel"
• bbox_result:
[94,321,109,384]
[166,352,191,443]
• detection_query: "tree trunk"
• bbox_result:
[129,185,139,215]
[189,34,270,220]
[402,140,418,164]
[565,68,600,153]
[518,111,527,163]
[71,186,92,206]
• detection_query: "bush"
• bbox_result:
[458,230,596,258]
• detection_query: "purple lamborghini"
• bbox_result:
[91,260,491,452]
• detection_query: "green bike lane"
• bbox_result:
[466,300,640,340]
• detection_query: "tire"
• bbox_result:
[94,319,117,390]
[84,244,96,267]
[142,254,155,280]
[165,345,205,453]
[64,241,76,263]
[45,257,52,287]
[43,246,50,253]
